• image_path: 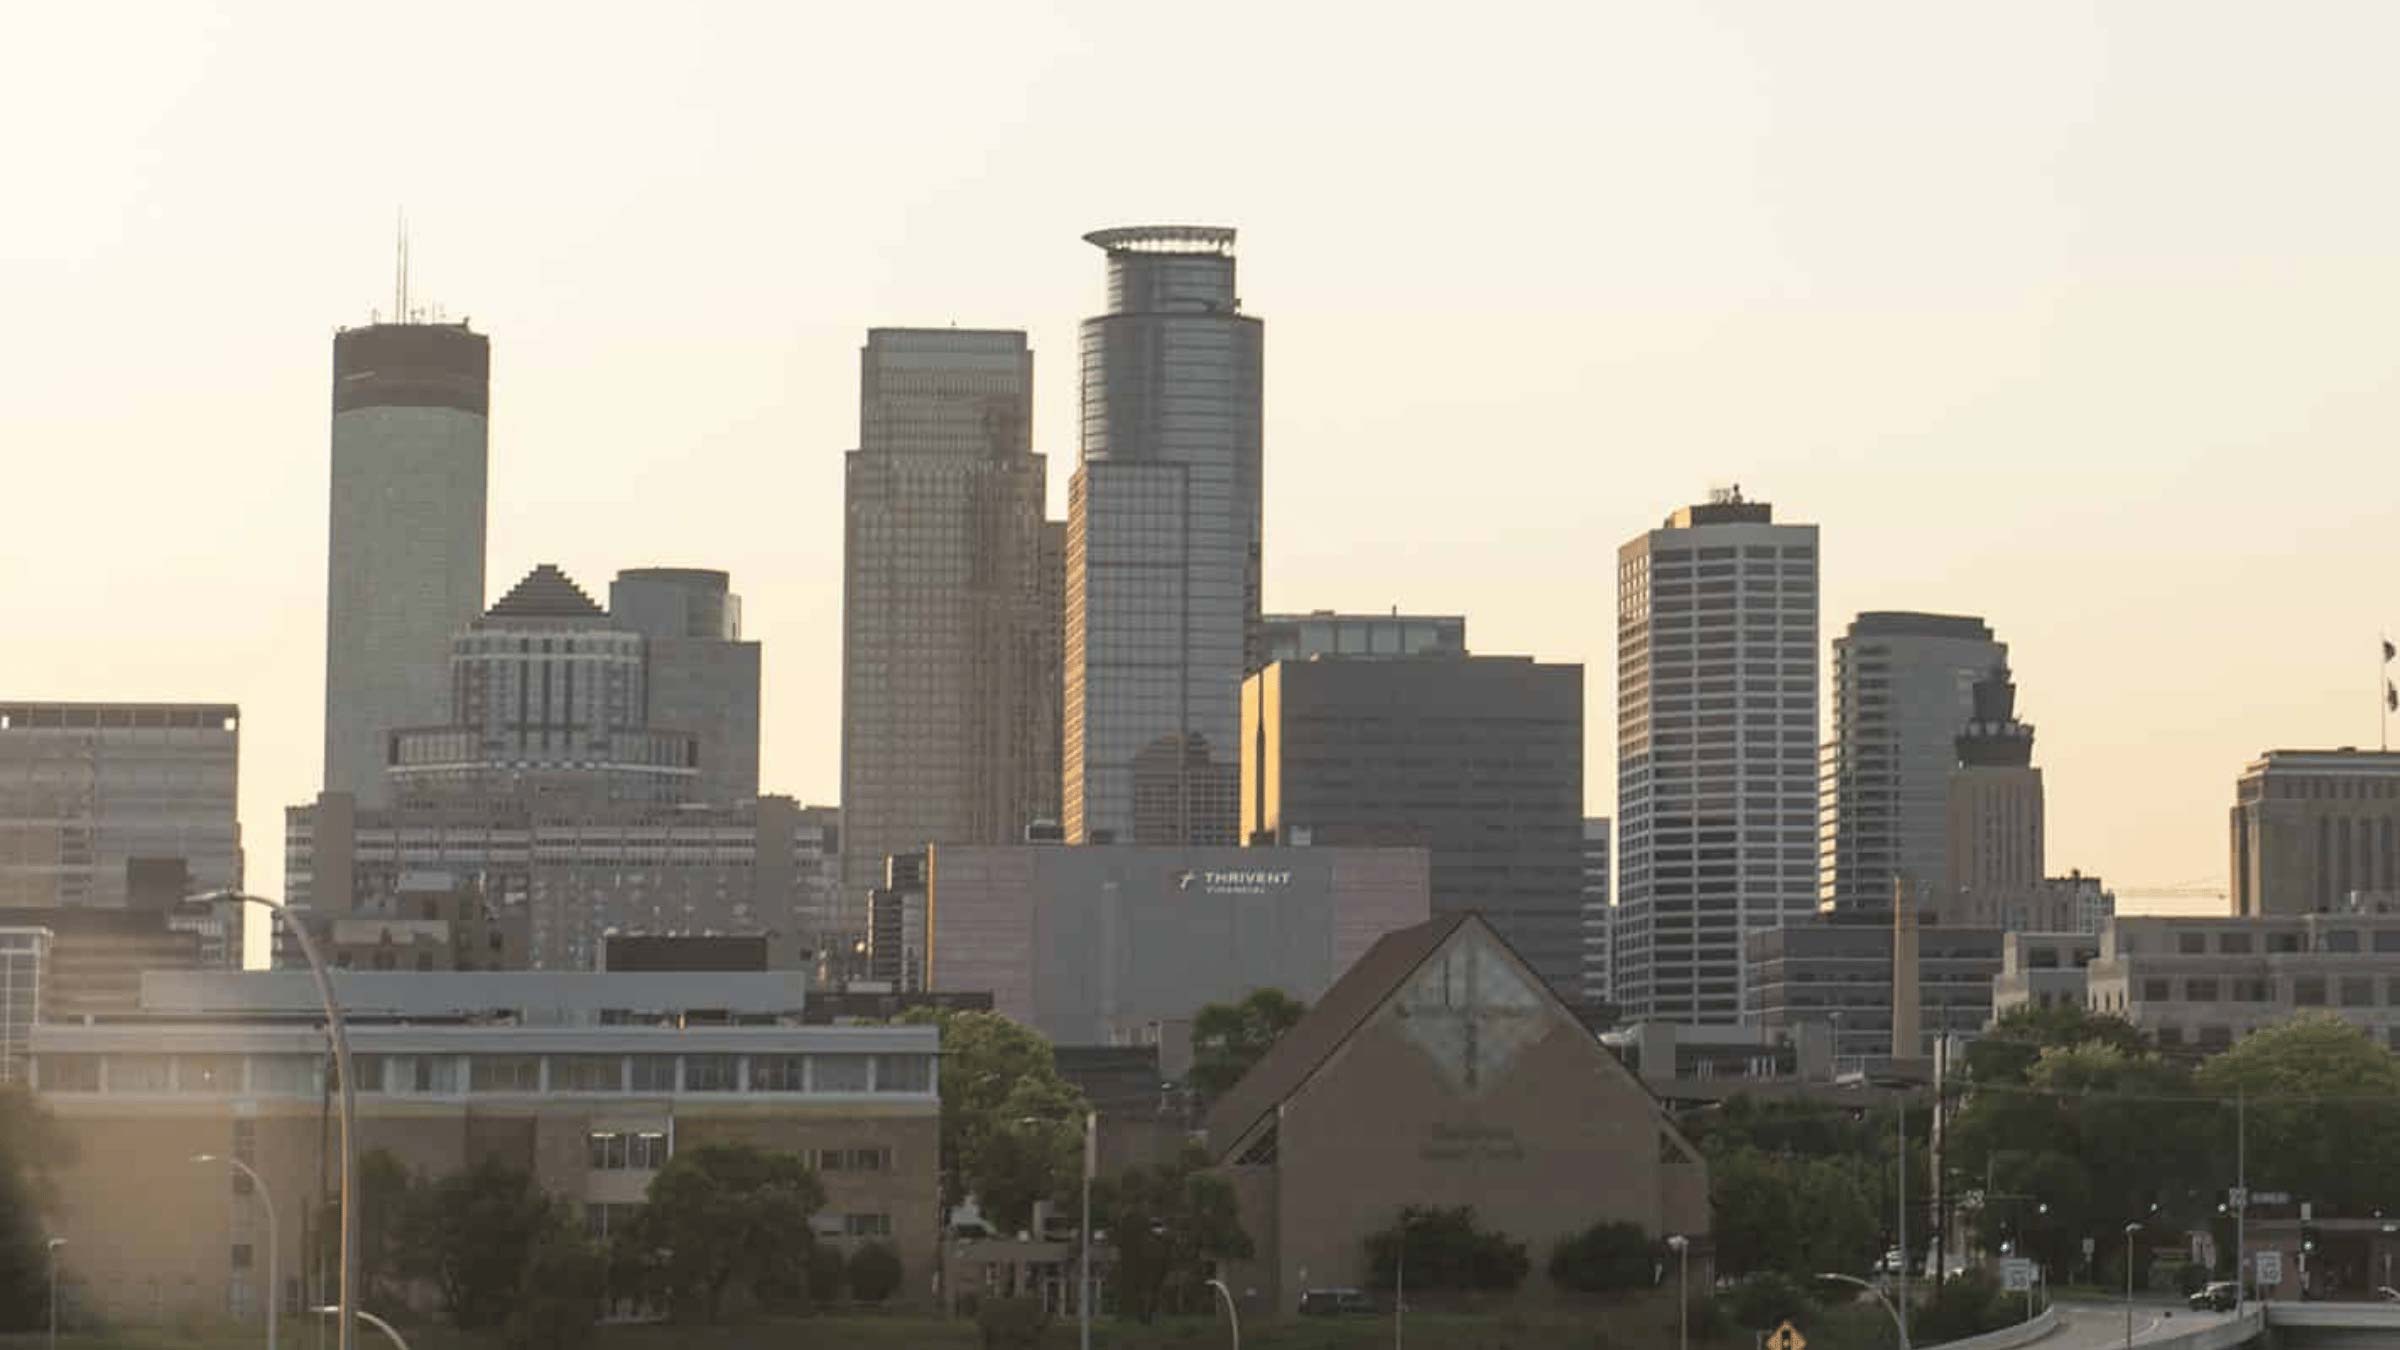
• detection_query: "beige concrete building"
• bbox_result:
[1989,931,2101,1017]
[1206,914,1709,1318]
[2230,749,2400,916]
[30,974,940,1329]
[2081,912,2400,1053]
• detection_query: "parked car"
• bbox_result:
[2189,1282,2239,1312]
[1299,1288,1377,1316]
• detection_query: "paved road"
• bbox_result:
[2041,1299,2240,1350]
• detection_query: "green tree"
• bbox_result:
[1948,1040,2211,1278]
[1363,1205,1530,1294]
[1188,989,1307,1101]
[399,1156,563,1330]
[806,1244,847,1305]
[1093,1146,1255,1322]
[0,1087,69,1331]
[1548,1219,1660,1292]
[903,1008,1089,1234]
[847,1241,903,1304]
[1967,1003,2148,1085]
[505,1216,604,1350]
[2196,1013,2400,1216]
[1708,1148,1881,1281]
[615,1143,824,1322]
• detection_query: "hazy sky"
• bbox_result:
[10,3,2400,923]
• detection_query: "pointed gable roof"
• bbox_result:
[1204,911,1694,1165]
[483,564,606,622]
[1204,912,1470,1156]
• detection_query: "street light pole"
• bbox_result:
[200,891,355,1350]
[1818,1272,1909,1350]
[1080,1109,1095,1350]
[2124,1221,2143,1350]
[198,1153,279,1350]
[46,1237,63,1350]
[316,1306,410,1350]
[1204,1277,1240,1350]
[1668,1235,1690,1350]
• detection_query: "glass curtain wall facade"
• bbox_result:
[0,704,241,909]
[1065,226,1263,846]
[323,323,489,808]
[840,329,1053,918]
[1613,492,1819,1024]
[1817,613,2004,916]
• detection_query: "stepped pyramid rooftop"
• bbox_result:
[481,564,607,624]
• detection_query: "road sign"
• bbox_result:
[2229,1186,2246,1209]
[2001,1258,2036,1292]
[1766,1320,1807,1350]
[2255,1250,2283,1288]
[2082,1237,2097,1259]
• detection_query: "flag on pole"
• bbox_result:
[2386,681,2395,713]
[2385,638,2395,664]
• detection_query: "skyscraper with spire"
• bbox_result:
[321,315,489,808]
[1063,226,1264,846]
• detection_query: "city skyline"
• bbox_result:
[15,4,2400,918]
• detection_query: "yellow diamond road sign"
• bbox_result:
[1767,1320,1807,1350]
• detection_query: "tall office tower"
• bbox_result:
[840,329,1052,919]
[323,321,490,808]
[2229,748,2400,916]
[1065,226,1264,846]
[1582,818,1612,1010]
[0,703,243,909]
[1257,612,1466,666]
[1612,489,1819,1024]
[1034,521,1067,832]
[1240,656,1585,1000]
[1818,613,2006,917]
[387,564,697,806]
[609,568,762,804]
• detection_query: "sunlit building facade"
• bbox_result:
[840,329,1055,927]
[0,702,242,909]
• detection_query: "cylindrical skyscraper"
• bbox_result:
[1064,226,1264,847]
[322,322,489,808]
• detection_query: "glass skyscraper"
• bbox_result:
[840,329,1055,921]
[1612,490,1819,1024]
[1064,226,1264,846]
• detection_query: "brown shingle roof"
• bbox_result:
[1203,911,1472,1158]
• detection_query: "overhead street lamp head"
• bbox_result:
[1667,1235,1688,1252]
[2125,1222,2144,1234]
[192,1153,218,1164]
[44,1238,63,1251]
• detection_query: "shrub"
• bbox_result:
[807,1245,847,1305]
[977,1294,1049,1350]
[1363,1205,1531,1293]
[848,1241,903,1304]
[1550,1220,1662,1293]
[1725,1272,1820,1331]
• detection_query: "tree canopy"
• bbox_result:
[2195,1013,2400,1216]
[615,1143,825,1322]
[1363,1205,1530,1294]
[903,1008,1089,1234]
[1188,989,1307,1101]
[1091,1145,1253,1322]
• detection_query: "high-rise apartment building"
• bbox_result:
[839,329,1055,921]
[2230,749,2400,916]
[0,703,242,909]
[1240,656,1585,1001]
[1064,226,1264,847]
[610,568,762,805]
[323,322,490,807]
[1582,818,1611,1010]
[1818,613,2005,916]
[1612,490,1818,1024]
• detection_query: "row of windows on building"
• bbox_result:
[38,1050,937,1097]
[2127,975,2400,1007]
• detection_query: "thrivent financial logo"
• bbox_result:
[1174,869,1294,896]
